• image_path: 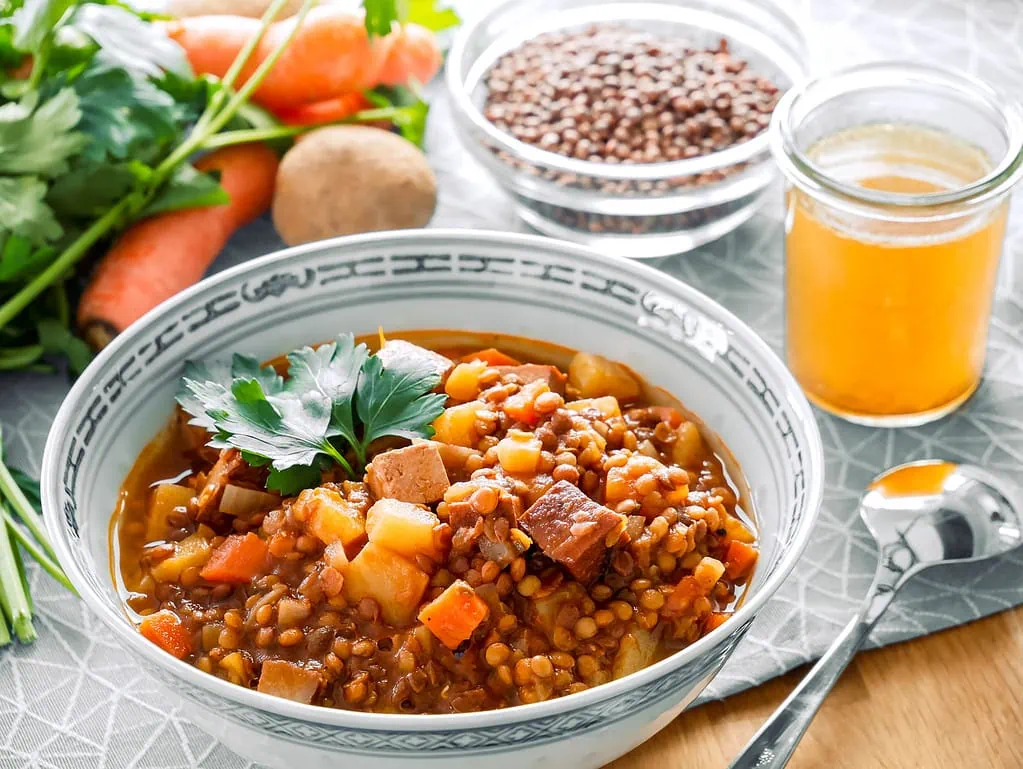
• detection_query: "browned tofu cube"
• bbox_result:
[376,340,454,384]
[366,442,451,504]
[257,660,321,703]
[519,480,626,583]
[495,364,567,394]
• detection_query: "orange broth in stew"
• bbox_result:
[112,331,757,714]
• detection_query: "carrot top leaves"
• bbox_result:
[178,333,446,496]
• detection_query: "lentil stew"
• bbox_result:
[113,331,758,714]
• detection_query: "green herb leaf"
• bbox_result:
[71,58,182,164]
[403,0,460,32]
[267,462,325,496]
[0,233,54,282]
[70,4,191,79]
[286,333,368,447]
[46,159,147,219]
[36,317,91,374]
[0,177,62,245]
[365,84,429,147]
[362,0,398,37]
[0,88,87,177]
[8,0,73,53]
[142,163,228,217]
[355,350,446,447]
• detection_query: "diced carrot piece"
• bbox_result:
[704,612,730,633]
[462,348,520,366]
[418,580,490,649]
[648,406,684,428]
[502,380,548,426]
[724,540,759,581]
[140,610,193,659]
[663,575,702,616]
[199,532,269,583]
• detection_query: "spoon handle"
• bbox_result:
[727,568,903,769]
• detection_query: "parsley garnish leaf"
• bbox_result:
[177,332,448,495]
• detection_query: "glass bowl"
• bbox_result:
[446,0,809,258]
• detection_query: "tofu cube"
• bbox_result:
[366,442,450,504]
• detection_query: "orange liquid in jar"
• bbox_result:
[785,124,1009,423]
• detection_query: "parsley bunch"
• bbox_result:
[177,333,447,496]
[0,0,455,375]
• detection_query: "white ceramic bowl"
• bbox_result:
[42,230,823,769]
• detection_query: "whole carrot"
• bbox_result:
[77,144,279,349]
[275,90,373,126]
[163,8,442,112]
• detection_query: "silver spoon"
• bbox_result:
[728,461,1023,769]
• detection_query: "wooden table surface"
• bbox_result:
[610,607,1023,768]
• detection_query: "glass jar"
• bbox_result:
[770,62,1023,427]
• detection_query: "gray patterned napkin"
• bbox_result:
[3,0,1023,765]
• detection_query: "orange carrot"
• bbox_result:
[275,91,373,126]
[199,533,269,583]
[77,143,279,349]
[501,380,546,427]
[163,8,442,112]
[703,611,730,633]
[463,348,521,366]
[648,406,684,428]
[724,540,758,581]
[417,580,490,650]
[663,575,702,616]
[376,23,443,88]
[140,609,193,659]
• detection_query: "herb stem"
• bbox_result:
[0,457,58,562]
[0,345,45,370]
[0,518,36,644]
[323,442,357,479]
[198,106,413,150]
[0,194,137,334]
[1,507,75,594]
[0,611,9,647]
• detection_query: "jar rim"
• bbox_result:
[769,61,1023,215]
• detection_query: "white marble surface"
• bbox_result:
[3,0,1023,766]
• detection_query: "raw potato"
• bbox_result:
[272,126,437,245]
[166,0,306,18]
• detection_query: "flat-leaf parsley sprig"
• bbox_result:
[177,333,447,496]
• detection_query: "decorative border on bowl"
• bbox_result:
[149,627,743,755]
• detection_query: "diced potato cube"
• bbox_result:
[150,532,211,583]
[297,488,366,551]
[219,651,250,685]
[568,352,641,402]
[343,542,429,625]
[366,499,443,562]
[612,626,658,680]
[496,430,542,475]
[220,485,280,516]
[529,583,586,636]
[445,360,487,401]
[693,556,726,591]
[566,396,622,420]
[257,660,321,703]
[722,513,756,544]
[324,541,349,571]
[418,580,490,650]
[432,401,483,447]
[146,484,194,541]
[672,421,706,468]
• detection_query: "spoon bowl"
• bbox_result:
[730,461,1023,768]
[861,461,1023,577]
